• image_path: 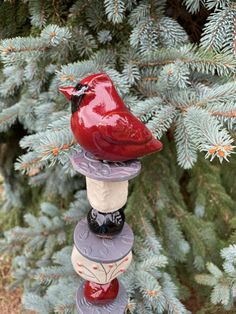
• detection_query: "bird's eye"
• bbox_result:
[74,83,88,95]
[75,83,84,91]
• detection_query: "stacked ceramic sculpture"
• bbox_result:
[59,72,163,313]
[70,149,141,313]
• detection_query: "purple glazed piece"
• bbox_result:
[74,218,134,263]
[70,148,141,182]
[76,280,128,314]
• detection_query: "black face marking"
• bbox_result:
[71,83,88,114]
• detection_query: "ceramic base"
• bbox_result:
[70,149,141,182]
[74,218,134,263]
[76,281,128,314]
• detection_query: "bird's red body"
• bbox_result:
[59,73,162,161]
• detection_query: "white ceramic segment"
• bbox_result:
[71,245,132,284]
[86,177,128,213]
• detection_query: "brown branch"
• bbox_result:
[132,59,177,67]
[60,74,76,82]
[131,57,234,69]
[0,113,17,125]
[1,45,48,57]
[211,110,236,118]
[114,0,119,18]
[37,271,75,281]
[42,139,76,157]
[19,157,42,170]
[19,139,76,172]
[142,77,159,81]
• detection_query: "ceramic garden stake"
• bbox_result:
[59,73,163,314]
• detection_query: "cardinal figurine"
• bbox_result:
[59,73,162,161]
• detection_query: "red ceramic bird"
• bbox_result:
[59,73,163,161]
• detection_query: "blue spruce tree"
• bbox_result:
[0,0,236,313]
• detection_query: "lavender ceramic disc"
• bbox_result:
[76,281,128,314]
[74,218,134,263]
[70,149,141,182]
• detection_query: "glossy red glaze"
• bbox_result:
[59,73,163,161]
[84,279,119,304]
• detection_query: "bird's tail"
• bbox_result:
[145,137,163,154]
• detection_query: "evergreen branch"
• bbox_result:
[128,3,150,27]
[36,268,75,284]
[0,38,46,55]
[28,0,47,28]
[131,97,163,121]
[54,303,75,314]
[184,107,235,162]
[0,103,20,131]
[134,46,236,76]
[63,190,90,223]
[122,63,140,85]
[130,19,159,54]
[233,10,236,59]
[200,6,235,53]
[74,26,97,57]
[159,61,191,89]
[15,152,44,175]
[104,0,125,24]
[188,156,235,223]
[23,294,51,314]
[40,139,76,159]
[139,218,163,255]
[16,129,77,174]
[196,244,236,308]
[139,256,168,271]
[56,60,99,85]
[184,0,231,13]
[158,17,188,47]
[0,24,72,65]
[183,0,203,13]
[206,0,230,10]
[11,226,64,240]
[195,82,236,107]
[211,110,236,118]
[163,217,190,262]
[146,105,177,139]
[171,204,208,259]
[175,116,198,169]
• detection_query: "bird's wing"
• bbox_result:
[99,111,152,145]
